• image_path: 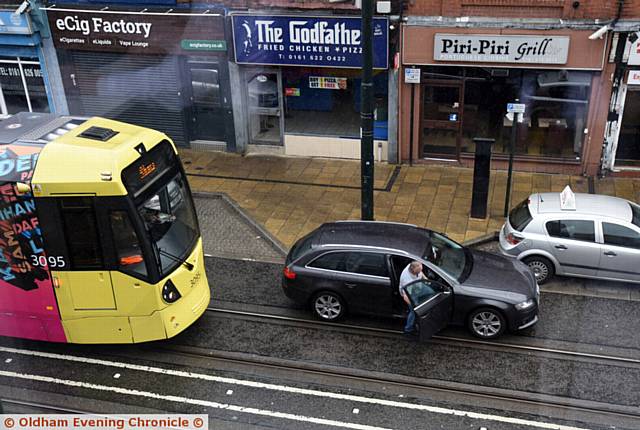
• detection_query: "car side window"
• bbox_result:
[545,220,595,242]
[602,223,640,249]
[403,279,439,308]
[308,252,347,271]
[344,252,389,277]
[309,252,389,277]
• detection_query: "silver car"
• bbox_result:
[499,188,640,284]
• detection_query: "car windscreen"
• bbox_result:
[424,232,472,283]
[631,203,640,228]
[509,198,533,232]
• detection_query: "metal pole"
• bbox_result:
[409,83,414,167]
[504,109,518,217]
[360,0,374,220]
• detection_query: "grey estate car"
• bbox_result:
[499,189,640,284]
[282,221,539,340]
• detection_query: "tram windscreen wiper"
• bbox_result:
[159,247,194,271]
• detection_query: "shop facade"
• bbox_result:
[0,8,55,117]
[45,6,235,149]
[229,13,391,160]
[400,24,609,174]
[602,34,640,173]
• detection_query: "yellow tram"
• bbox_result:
[0,112,209,343]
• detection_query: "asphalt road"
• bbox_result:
[1,255,638,429]
[1,337,634,430]
[205,256,640,351]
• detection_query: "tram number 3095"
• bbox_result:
[30,255,66,268]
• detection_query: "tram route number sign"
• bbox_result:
[507,103,526,113]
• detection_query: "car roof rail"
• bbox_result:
[333,220,418,228]
[316,244,412,255]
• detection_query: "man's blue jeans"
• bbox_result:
[404,309,416,333]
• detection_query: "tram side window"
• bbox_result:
[109,211,148,278]
[60,198,103,269]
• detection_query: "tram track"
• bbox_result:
[149,342,640,429]
[205,306,640,367]
[0,398,91,414]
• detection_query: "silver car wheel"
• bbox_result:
[472,311,502,338]
[528,260,549,282]
[314,294,342,320]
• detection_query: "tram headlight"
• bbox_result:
[162,279,182,303]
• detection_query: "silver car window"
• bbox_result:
[545,220,595,242]
[602,223,640,249]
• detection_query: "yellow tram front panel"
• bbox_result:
[50,239,209,344]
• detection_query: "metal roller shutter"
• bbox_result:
[69,52,187,146]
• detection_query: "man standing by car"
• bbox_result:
[400,261,425,335]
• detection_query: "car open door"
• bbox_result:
[404,279,453,341]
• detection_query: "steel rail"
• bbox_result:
[206,306,640,366]
[0,398,90,414]
[156,343,640,423]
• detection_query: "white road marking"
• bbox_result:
[0,370,388,430]
[0,346,590,430]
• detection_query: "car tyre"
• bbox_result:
[523,255,554,284]
[468,307,506,339]
[312,291,346,321]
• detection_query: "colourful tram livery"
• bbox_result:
[0,113,209,343]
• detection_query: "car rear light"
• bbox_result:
[283,266,296,280]
[506,233,524,245]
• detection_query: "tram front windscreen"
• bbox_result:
[122,140,200,278]
[137,171,199,277]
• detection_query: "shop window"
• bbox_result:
[0,58,49,116]
[282,68,388,139]
[424,67,593,160]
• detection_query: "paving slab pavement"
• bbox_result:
[181,150,640,250]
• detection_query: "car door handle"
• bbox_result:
[344,282,357,288]
[554,245,568,250]
[604,251,617,257]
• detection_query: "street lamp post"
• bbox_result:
[360,0,374,220]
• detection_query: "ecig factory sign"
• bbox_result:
[434,34,570,64]
[232,14,389,69]
[47,9,226,55]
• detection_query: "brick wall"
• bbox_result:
[408,0,621,20]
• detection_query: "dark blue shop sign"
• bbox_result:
[232,14,388,69]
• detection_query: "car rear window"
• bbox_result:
[509,199,533,232]
[287,233,314,264]
[631,203,640,228]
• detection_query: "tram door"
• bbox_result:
[56,197,116,311]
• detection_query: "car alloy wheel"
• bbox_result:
[468,308,505,339]
[524,256,554,285]
[313,292,345,321]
